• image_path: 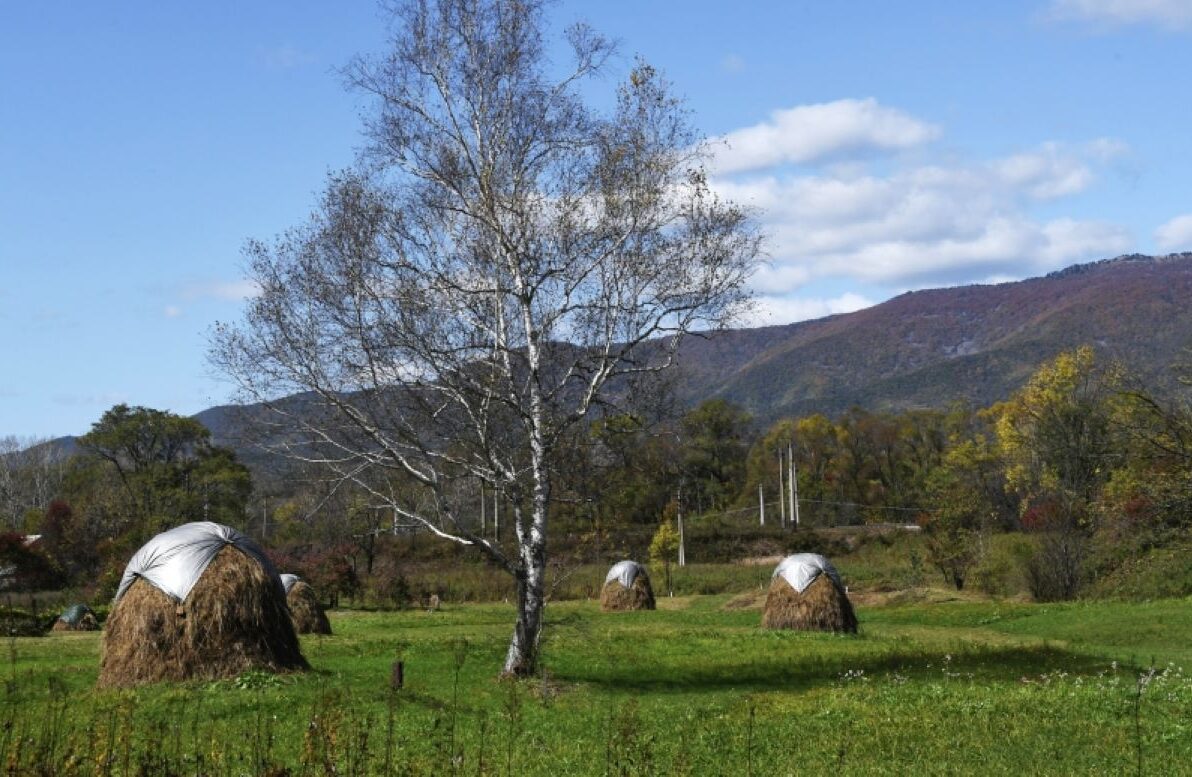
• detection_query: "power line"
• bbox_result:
[684,496,938,524]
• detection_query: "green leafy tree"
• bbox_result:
[583,415,680,528]
[923,457,995,590]
[680,400,751,513]
[77,404,252,536]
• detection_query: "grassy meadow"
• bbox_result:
[6,587,1192,775]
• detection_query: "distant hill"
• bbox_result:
[670,252,1192,422]
[30,252,1192,460]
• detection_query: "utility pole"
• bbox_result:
[677,486,686,567]
[791,449,801,528]
[777,451,786,527]
[758,483,765,526]
[788,443,797,528]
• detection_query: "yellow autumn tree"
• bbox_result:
[648,516,681,597]
[995,346,1123,525]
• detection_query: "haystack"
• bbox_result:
[600,560,655,611]
[52,604,99,632]
[97,522,308,688]
[281,573,332,635]
[761,553,857,633]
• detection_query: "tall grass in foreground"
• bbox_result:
[4,599,1192,774]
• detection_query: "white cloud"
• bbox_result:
[992,143,1094,199]
[720,54,746,73]
[710,98,941,175]
[742,293,875,327]
[1049,0,1192,30]
[52,392,128,407]
[715,156,1125,289]
[181,279,262,301]
[164,305,182,318]
[705,98,1135,310]
[715,140,1130,291]
[1084,137,1132,161]
[1155,213,1192,251]
[256,44,317,71]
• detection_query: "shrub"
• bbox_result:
[1025,529,1087,601]
[0,606,53,636]
[0,532,61,591]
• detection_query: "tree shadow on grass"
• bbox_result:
[553,641,1122,695]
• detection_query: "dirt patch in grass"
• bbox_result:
[721,590,765,611]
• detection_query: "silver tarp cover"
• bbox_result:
[605,560,645,588]
[280,574,300,594]
[773,553,844,594]
[114,521,283,603]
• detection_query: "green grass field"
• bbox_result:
[5,593,1192,775]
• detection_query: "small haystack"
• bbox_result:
[52,603,99,632]
[98,522,308,688]
[761,553,857,633]
[281,573,332,635]
[600,560,655,611]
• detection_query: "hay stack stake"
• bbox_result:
[761,553,857,633]
[600,560,656,611]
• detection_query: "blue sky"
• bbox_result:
[3,0,1191,438]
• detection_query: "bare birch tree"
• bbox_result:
[210,0,760,676]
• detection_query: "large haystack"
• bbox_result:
[98,522,308,688]
[761,553,857,633]
[52,604,99,632]
[281,573,332,635]
[600,560,655,611]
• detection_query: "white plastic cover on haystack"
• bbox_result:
[605,560,645,588]
[773,553,844,594]
[114,521,283,603]
[280,574,300,594]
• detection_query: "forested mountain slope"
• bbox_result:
[671,252,1192,421]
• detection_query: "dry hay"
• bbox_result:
[52,613,99,632]
[287,580,332,635]
[599,572,656,612]
[761,573,858,633]
[97,546,308,687]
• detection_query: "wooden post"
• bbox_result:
[758,483,765,526]
[390,660,404,690]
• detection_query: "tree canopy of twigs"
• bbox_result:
[210,0,761,676]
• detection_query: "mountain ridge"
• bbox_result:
[26,251,1192,457]
[670,251,1192,421]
